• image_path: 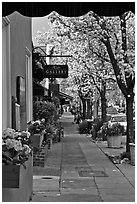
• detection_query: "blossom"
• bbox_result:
[2,128,32,165]
[28,119,45,134]
[22,131,30,138]
[14,131,22,138]
[34,120,41,125]
[22,144,31,154]
[5,139,16,149]
[2,128,15,139]
[14,140,23,151]
[5,139,23,151]
[41,118,45,123]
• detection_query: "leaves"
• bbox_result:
[34,10,135,102]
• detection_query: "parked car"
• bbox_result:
[108,114,127,134]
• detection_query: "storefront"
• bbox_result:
[2,12,33,131]
[2,12,33,202]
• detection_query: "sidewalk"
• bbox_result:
[32,112,135,202]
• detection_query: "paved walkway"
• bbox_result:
[32,112,135,202]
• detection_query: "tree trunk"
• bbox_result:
[82,99,86,119]
[100,80,107,123]
[101,95,107,123]
[87,99,91,119]
[94,100,99,119]
[126,95,134,153]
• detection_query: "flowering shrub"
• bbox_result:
[101,122,124,137]
[33,101,57,123]
[27,120,45,134]
[78,120,88,134]
[2,128,32,167]
[43,124,55,139]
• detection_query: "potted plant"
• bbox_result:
[27,119,45,149]
[44,124,55,149]
[2,128,32,167]
[101,122,124,148]
[2,128,33,201]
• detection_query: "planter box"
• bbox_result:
[107,135,122,148]
[129,143,135,165]
[3,164,21,188]
[30,133,43,149]
[2,154,33,202]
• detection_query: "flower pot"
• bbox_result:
[107,135,122,148]
[129,143,135,165]
[2,154,33,201]
[30,133,43,149]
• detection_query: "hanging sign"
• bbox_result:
[43,65,68,78]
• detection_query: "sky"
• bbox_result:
[32,15,50,46]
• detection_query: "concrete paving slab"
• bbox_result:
[79,142,117,169]
[99,187,135,195]
[33,166,60,176]
[116,164,135,179]
[104,167,124,177]
[61,187,99,195]
[92,166,105,171]
[75,166,93,171]
[99,188,135,196]
[33,191,60,197]
[60,178,97,188]
[61,171,79,179]
[32,193,102,202]
[97,182,134,190]
[95,177,130,184]
[129,180,135,187]
[61,164,76,170]
[33,176,59,192]
[100,193,135,202]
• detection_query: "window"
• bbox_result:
[26,48,33,122]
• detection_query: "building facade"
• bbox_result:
[2,12,33,202]
[2,11,33,131]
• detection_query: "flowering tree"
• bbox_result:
[91,12,135,151]
[47,11,135,151]
[35,10,135,152]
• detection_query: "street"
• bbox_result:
[32,112,135,202]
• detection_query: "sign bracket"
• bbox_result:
[38,55,72,58]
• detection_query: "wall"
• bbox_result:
[8,11,32,130]
[2,17,12,129]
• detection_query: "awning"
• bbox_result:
[33,81,48,96]
[59,92,73,101]
[2,2,135,17]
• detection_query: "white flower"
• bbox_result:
[41,118,45,123]
[35,120,41,125]
[22,144,31,154]
[22,131,30,138]
[26,131,31,138]
[3,128,15,139]
[6,139,15,149]
[14,140,23,151]
[14,132,21,138]
[3,128,32,165]
[2,140,6,145]
[5,139,23,151]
